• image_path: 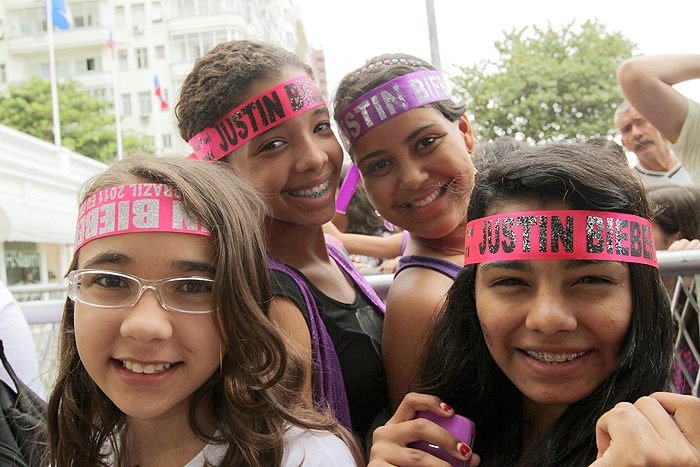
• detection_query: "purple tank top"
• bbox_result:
[395,254,462,279]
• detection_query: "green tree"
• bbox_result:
[452,20,636,143]
[0,77,153,162]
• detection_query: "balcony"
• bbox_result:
[8,26,110,56]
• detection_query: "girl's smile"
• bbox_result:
[74,232,222,422]
[475,199,632,409]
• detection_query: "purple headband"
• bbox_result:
[334,70,452,151]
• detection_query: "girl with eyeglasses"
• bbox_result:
[47,156,361,467]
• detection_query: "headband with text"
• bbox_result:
[335,70,452,151]
[464,210,658,268]
[187,75,326,162]
[75,183,211,251]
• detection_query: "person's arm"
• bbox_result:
[617,54,700,143]
[382,269,454,409]
[323,222,404,259]
[590,392,700,466]
[268,295,313,406]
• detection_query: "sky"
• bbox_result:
[294,0,700,107]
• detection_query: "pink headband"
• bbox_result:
[187,75,326,162]
[74,183,211,251]
[464,210,658,268]
[335,70,452,151]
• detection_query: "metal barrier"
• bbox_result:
[14,249,700,397]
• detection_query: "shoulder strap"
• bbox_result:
[326,244,386,313]
[395,254,462,279]
[266,256,352,431]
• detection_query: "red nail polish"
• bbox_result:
[459,442,470,456]
[441,402,452,411]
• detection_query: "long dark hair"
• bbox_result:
[417,143,673,466]
[47,155,360,467]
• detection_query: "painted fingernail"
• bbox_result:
[458,442,470,456]
[441,402,452,412]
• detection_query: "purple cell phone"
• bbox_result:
[407,410,475,467]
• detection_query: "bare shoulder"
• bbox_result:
[387,267,454,314]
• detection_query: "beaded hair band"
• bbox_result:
[353,58,425,76]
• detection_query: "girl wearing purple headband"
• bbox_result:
[176,40,388,446]
[367,144,700,466]
[333,54,476,410]
[47,156,361,467]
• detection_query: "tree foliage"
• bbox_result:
[452,20,636,143]
[0,77,153,162]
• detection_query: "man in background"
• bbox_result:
[617,54,700,187]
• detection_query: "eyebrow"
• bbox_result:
[480,259,617,272]
[82,252,134,269]
[171,260,216,276]
[251,105,329,141]
[356,122,440,166]
[479,260,531,272]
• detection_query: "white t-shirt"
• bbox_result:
[0,281,44,399]
[184,426,357,467]
[633,161,696,187]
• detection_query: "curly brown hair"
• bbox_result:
[176,40,313,143]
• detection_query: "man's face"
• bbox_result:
[616,107,667,162]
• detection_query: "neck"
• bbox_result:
[406,224,467,259]
[521,398,568,450]
[126,400,215,467]
[265,217,330,269]
[637,147,679,172]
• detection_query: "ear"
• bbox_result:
[458,114,476,153]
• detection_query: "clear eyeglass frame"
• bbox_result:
[67,269,215,314]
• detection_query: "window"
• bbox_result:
[155,46,165,59]
[163,134,172,148]
[115,6,126,27]
[0,64,5,84]
[138,92,151,115]
[121,94,132,116]
[136,48,148,69]
[132,4,146,29]
[87,58,96,71]
[152,1,163,21]
[118,50,128,71]
[72,1,99,27]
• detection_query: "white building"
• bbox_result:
[0,0,319,159]
[0,123,107,286]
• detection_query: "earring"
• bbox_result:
[375,209,395,231]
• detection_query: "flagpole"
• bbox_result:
[46,0,62,146]
[110,38,123,160]
[153,89,162,156]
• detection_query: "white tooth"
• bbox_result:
[125,360,133,370]
[155,363,164,371]
[144,364,156,374]
[132,363,144,373]
[163,363,172,369]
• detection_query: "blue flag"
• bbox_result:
[46,0,72,30]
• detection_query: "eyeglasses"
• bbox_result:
[67,269,215,314]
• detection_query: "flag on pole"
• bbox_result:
[45,0,72,30]
[154,75,169,110]
[107,30,115,57]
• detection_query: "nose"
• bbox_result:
[525,286,577,335]
[120,288,173,342]
[293,134,330,173]
[397,158,429,191]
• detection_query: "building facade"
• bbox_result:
[0,0,322,158]
[0,123,107,287]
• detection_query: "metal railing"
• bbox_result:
[13,249,700,397]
